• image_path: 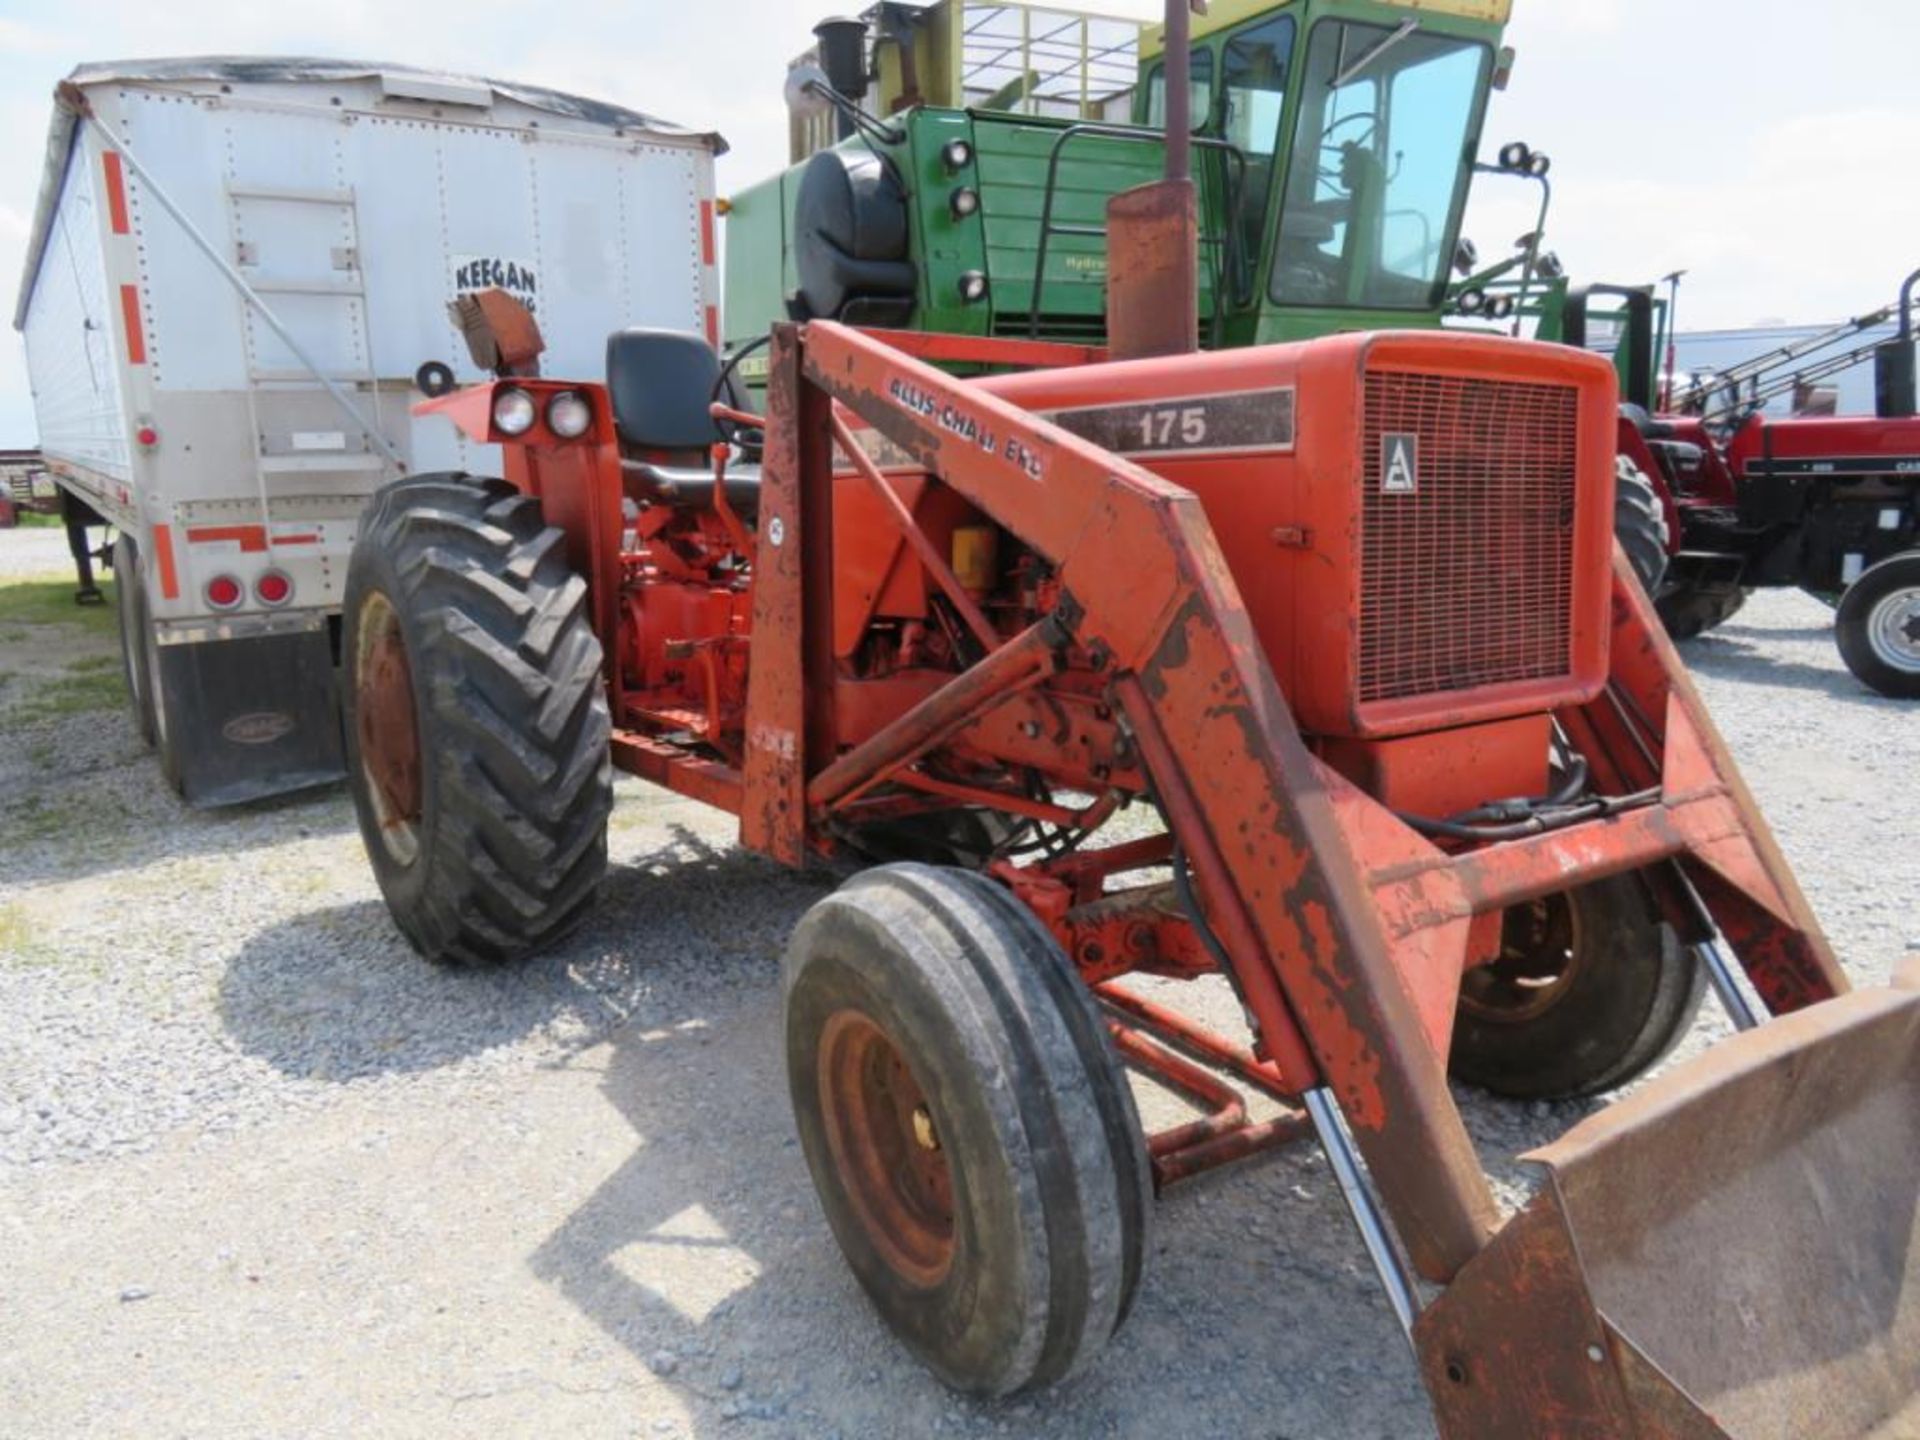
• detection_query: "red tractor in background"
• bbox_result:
[1563,274,1920,696]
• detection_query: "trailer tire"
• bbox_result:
[785,864,1151,1397]
[1835,550,1920,698]
[112,534,157,748]
[1450,875,1704,1101]
[343,473,612,967]
[1613,456,1670,595]
[1656,581,1749,641]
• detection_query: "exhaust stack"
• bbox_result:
[1105,0,1200,361]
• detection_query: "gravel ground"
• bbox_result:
[1,527,1916,1439]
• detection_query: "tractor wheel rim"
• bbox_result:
[1458,891,1585,1025]
[818,1010,956,1289]
[1867,585,1920,674]
[355,590,424,865]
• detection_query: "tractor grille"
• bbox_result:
[1358,371,1580,705]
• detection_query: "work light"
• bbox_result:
[492,387,537,436]
[547,390,593,439]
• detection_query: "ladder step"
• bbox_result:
[258,453,386,475]
[246,278,365,297]
[228,184,354,205]
[248,368,377,384]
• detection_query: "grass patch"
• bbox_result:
[0,575,119,639]
[0,903,28,952]
[11,510,63,529]
[1,663,125,726]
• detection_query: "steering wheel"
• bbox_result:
[1317,111,1379,188]
[710,335,769,452]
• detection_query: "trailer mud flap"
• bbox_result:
[155,628,344,807]
[1415,974,1920,1440]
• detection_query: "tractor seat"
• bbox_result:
[619,458,762,520]
[1620,402,1677,441]
[606,326,762,518]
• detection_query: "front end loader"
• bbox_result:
[337,5,1920,1433]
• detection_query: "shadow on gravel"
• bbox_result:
[217,825,826,1084]
[1683,632,1892,706]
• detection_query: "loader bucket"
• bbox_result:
[1415,977,1920,1440]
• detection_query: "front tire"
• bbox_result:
[785,864,1151,1396]
[343,473,612,967]
[1450,875,1704,1101]
[1835,551,1920,699]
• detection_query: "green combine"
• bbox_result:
[724,0,1519,363]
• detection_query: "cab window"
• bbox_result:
[1143,50,1215,132]
[1271,20,1488,310]
[1219,16,1296,289]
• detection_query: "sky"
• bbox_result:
[3,0,1917,445]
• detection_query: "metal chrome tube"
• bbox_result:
[1696,938,1763,1032]
[1304,1086,1420,1340]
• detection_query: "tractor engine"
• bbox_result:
[831,328,1621,823]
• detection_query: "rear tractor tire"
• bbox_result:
[1450,874,1705,1101]
[784,864,1151,1396]
[1835,551,1920,699]
[1612,456,1671,596]
[342,473,613,967]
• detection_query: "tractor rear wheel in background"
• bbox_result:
[1656,580,1749,641]
[342,473,612,967]
[1450,874,1704,1101]
[1613,456,1670,596]
[1835,550,1920,698]
[784,864,1151,1396]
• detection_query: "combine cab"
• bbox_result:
[338,2,1920,1434]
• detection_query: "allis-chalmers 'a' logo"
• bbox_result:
[1382,433,1419,494]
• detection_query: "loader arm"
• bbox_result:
[756,318,1500,1278]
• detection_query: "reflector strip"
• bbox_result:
[270,532,322,547]
[102,151,129,235]
[152,523,179,599]
[120,285,145,364]
[705,305,720,348]
[186,524,269,552]
[700,200,716,266]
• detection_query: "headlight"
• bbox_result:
[940,138,973,171]
[1456,287,1488,316]
[546,390,593,439]
[492,386,536,436]
[957,270,988,304]
[950,187,980,220]
[1498,140,1532,172]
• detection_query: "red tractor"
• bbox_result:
[1569,278,1920,696]
[338,33,1920,1438]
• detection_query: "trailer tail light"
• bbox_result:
[205,575,243,610]
[135,423,159,451]
[1357,370,1580,708]
[255,570,293,606]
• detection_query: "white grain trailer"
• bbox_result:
[16,59,723,805]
